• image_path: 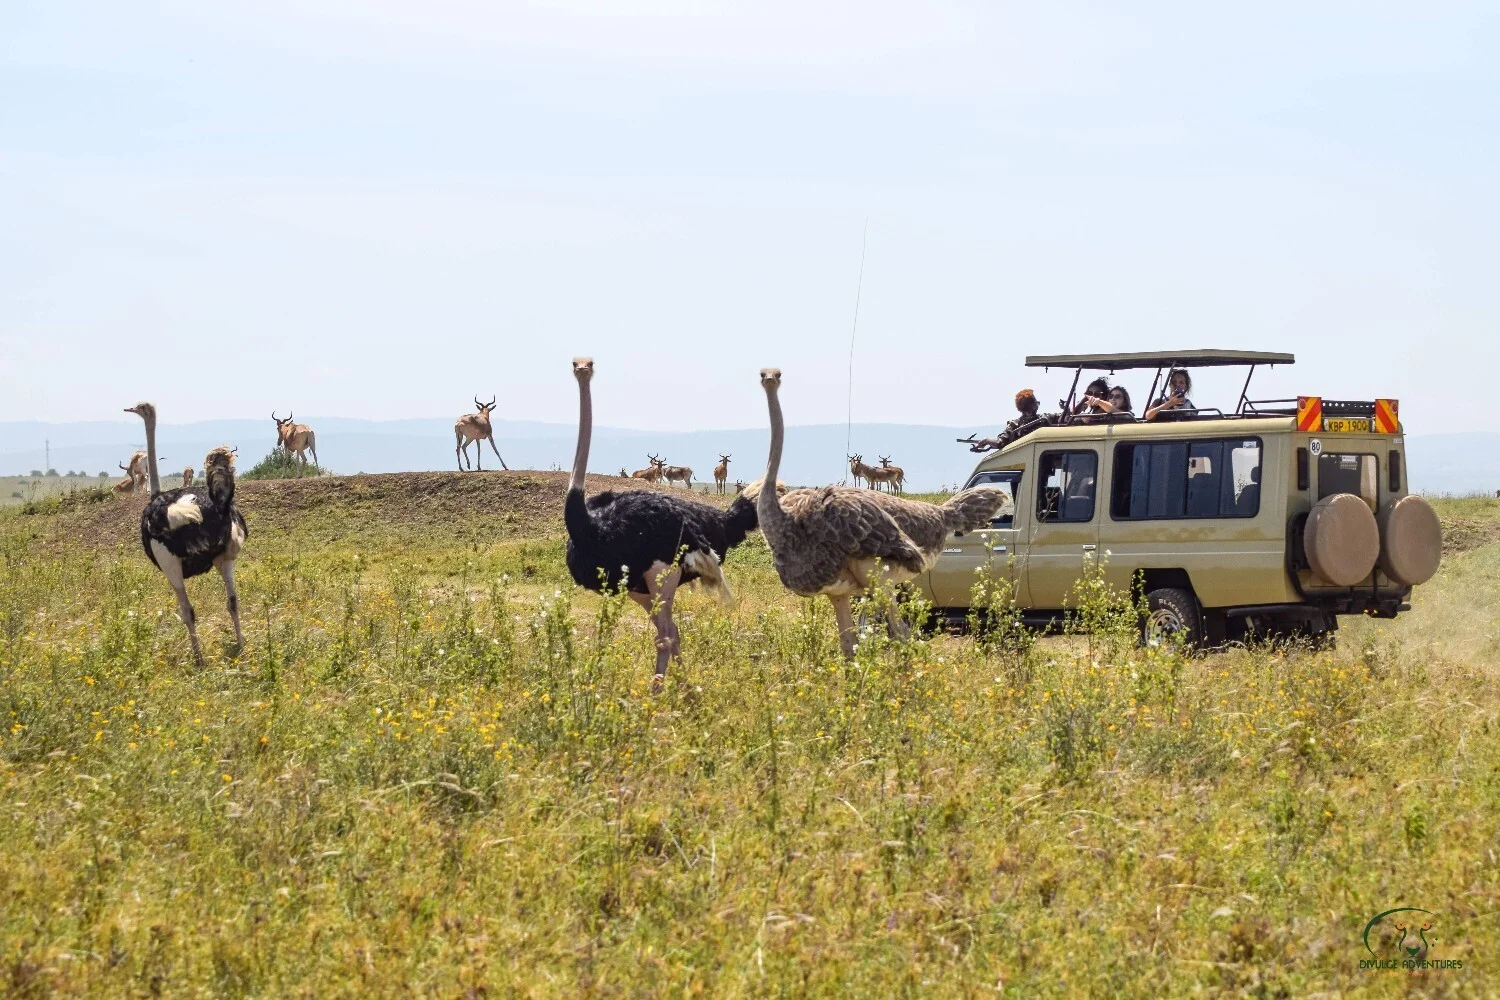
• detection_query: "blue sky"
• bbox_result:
[2,1,1495,437]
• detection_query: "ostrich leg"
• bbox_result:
[830,595,857,660]
[155,546,204,667]
[631,560,683,690]
[218,560,244,648]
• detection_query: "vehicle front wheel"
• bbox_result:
[1142,587,1203,649]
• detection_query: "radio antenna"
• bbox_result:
[844,219,868,478]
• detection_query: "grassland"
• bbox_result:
[1,476,1496,997]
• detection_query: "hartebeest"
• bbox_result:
[454,396,507,472]
[182,466,195,488]
[848,454,881,490]
[713,454,732,494]
[123,451,149,493]
[271,411,319,476]
[630,455,664,483]
[656,458,693,490]
[878,456,905,494]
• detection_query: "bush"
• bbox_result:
[240,448,329,481]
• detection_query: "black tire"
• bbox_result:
[1142,587,1203,649]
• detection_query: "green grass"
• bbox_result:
[1,494,1496,996]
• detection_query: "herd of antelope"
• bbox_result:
[616,451,906,495]
[848,454,906,493]
[107,396,908,495]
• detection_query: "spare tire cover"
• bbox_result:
[1304,494,1380,587]
[1378,494,1442,586]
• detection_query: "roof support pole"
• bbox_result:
[1146,367,1164,410]
[1061,366,1083,424]
[1236,364,1257,415]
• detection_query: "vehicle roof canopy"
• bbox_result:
[1025,349,1295,371]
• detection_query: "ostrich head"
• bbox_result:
[573,357,594,382]
[739,479,788,500]
[760,368,781,390]
[124,402,157,424]
[203,446,237,477]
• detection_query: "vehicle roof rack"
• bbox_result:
[1025,350,1295,371]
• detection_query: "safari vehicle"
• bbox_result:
[920,350,1442,646]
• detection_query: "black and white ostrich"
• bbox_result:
[125,402,248,667]
[564,358,760,688]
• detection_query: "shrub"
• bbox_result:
[240,448,329,481]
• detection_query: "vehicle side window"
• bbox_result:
[1036,451,1098,523]
[964,469,1023,528]
[1318,453,1378,511]
[1111,438,1262,519]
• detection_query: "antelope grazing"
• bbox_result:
[111,469,136,496]
[271,411,319,475]
[848,454,881,490]
[657,459,694,490]
[878,456,905,494]
[182,466,195,488]
[713,454,732,493]
[630,455,664,483]
[454,396,508,472]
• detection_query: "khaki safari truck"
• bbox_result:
[921,350,1442,646]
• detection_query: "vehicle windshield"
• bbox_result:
[965,469,1021,527]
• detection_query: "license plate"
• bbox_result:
[1325,417,1371,433]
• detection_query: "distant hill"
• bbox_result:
[0,417,991,491]
[3,419,1493,494]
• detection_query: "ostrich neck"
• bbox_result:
[143,414,161,497]
[757,385,791,539]
[570,377,592,492]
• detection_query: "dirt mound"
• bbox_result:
[15,471,733,552]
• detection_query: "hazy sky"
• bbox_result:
[3,2,1496,436]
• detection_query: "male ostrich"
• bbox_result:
[753,369,1006,658]
[126,403,247,667]
[564,358,760,688]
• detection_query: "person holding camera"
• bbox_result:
[1067,378,1111,421]
[1083,384,1134,421]
[1145,368,1195,422]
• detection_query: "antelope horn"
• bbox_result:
[271,410,280,422]
[485,395,497,408]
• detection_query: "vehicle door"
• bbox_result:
[925,463,1030,609]
[1026,446,1103,610]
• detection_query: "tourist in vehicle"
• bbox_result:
[971,389,1051,451]
[1083,385,1134,420]
[1067,378,1111,420]
[1145,368,1195,421]
[1236,464,1261,515]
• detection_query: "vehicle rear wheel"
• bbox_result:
[1142,587,1203,649]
